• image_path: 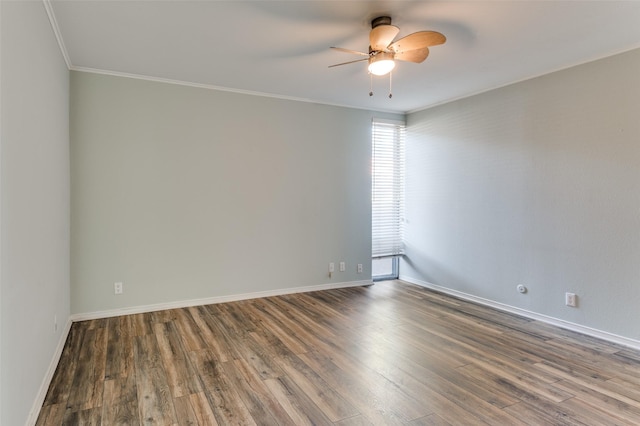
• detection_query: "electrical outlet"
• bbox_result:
[328,263,335,273]
[357,264,363,273]
[339,261,346,272]
[565,292,577,307]
[114,282,123,295]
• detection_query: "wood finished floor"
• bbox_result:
[37,280,640,425]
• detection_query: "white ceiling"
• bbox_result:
[48,0,640,114]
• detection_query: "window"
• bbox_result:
[372,119,405,280]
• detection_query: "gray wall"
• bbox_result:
[403,48,640,340]
[71,72,394,314]
[1,2,70,424]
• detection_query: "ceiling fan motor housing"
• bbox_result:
[371,16,392,29]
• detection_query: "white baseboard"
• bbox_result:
[26,276,638,425]
[26,317,73,426]
[71,279,374,322]
[29,280,371,424]
[399,275,640,351]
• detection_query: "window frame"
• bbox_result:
[371,118,406,280]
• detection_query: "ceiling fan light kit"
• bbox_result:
[330,16,446,97]
[368,51,396,76]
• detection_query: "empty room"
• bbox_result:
[2,1,640,425]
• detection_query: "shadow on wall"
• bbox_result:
[401,243,471,292]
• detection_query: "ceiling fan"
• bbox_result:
[329,16,446,97]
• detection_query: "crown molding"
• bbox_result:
[407,42,640,115]
[42,0,72,69]
[42,0,402,114]
[70,66,401,115]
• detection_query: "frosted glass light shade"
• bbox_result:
[368,52,396,76]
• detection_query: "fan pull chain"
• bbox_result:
[367,72,394,99]
[369,72,373,97]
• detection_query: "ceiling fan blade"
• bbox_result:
[389,31,446,53]
[328,58,369,68]
[330,46,369,57]
[395,47,430,63]
[370,24,400,51]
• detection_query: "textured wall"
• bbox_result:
[403,48,640,340]
[1,2,70,424]
[70,72,395,314]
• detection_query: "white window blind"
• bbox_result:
[372,119,405,258]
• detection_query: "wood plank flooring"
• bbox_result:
[37,280,640,425]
